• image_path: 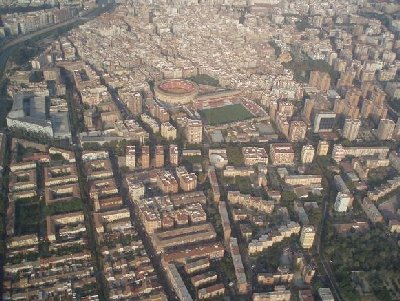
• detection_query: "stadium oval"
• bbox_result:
[154,79,199,104]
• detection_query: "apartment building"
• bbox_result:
[161,242,225,264]
[125,145,136,170]
[377,119,395,140]
[309,71,331,92]
[198,283,225,300]
[316,140,329,156]
[228,191,274,214]
[169,144,179,166]
[300,226,316,249]
[270,143,294,165]
[154,145,165,168]
[367,176,400,202]
[82,150,109,162]
[9,168,37,192]
[44,164,78,187]
[253,286,291,301]
[151,223,216,253]
[141,146,150,169]
[284,175,322,187]
[161,122,177,140]
[248,222,301,255]
[334,192,352,212]
[191,271,218,288]
[156,170,178,194]
[219,201,231,245]
[342,119,361,141]
[176,166,197,192]
[185,119,203,144]
[184,258,210,275]
[242,147,269,166]
[44,183,80,205]
[257,268,294,286]
[301,145,315,164]
[332,144,389,162]
[84,159,113,181]
[229,237,248,294]
[361,198,384,223]
[141,113,160,133]
[208,166,221,202]
[165,264,193,301]
[288,120,307,142]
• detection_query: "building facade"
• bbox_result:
[301,145,315,164]
[342,119,361,141]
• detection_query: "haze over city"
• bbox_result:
[0,0,399,300]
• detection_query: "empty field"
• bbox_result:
[199,104,254,125]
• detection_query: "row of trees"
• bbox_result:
[45,198,84,216]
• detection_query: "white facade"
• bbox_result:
[301,145,315,164]
[334,192,351,212]
[7,117,54,137]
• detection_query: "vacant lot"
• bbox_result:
[199,104,254,125]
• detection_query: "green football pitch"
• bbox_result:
[199,103,254,125]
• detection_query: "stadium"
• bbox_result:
[154,79,199,104]
[193,90,267,126]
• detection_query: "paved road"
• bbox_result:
[0,4,113,53]
[80,51,179,299]
[315,159,344,301]
[0,130,12,298]
[0,3,115,88]
[85,61,134,120]
[108,150,178,300]
[84,59,178,299]
[63,71,109,300]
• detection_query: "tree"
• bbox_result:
[235,176,252,194]
[281,190,296,202]
[324,223,400,300]
[226,145,244,166]
[120,166,129,174]
[83,142,102,150]
[50,153,65,162]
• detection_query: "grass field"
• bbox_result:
[15,197,40,236]
[199,104,254,125]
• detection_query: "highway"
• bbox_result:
[0,4,115,53]
[0,3,115,85]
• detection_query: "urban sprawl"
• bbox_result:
[0,0,400,300]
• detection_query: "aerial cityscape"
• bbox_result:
[0,0,399,300]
